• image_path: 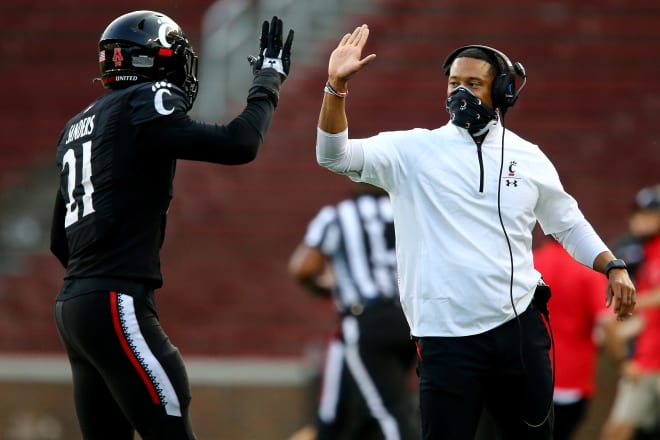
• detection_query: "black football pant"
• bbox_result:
[416,302,554,440]
[54,280,195,440]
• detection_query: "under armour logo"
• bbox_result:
[267,59,276,67]
[505,179,518,187]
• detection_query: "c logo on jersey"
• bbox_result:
[508,160,517,176]
[152,82,175,115]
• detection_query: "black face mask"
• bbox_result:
[445,86,498,137]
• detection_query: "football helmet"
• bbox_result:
[98,10,199,109]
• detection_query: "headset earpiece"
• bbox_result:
[442,44,527,115]
[491,73,515,113]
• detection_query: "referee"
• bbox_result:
[289,183,418,440]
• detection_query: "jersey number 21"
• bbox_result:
[62,141,95,228]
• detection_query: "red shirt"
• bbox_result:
[633,235,660,372]
[534,240,608,397]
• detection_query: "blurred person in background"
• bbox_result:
[601,184,660,440]
[533,233,612,439]
[314,24,637,439]
[610,188,658,281]
[289,182,418,440]
[49,10,293,439]
[600,187,660,369]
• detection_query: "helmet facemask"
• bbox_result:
[165,35,199,109]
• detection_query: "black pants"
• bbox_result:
[416,304,554,440]
[54,279,195,439]
[316,302,419,440]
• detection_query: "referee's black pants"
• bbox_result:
[416,302,554,440]
[318,301,418,440]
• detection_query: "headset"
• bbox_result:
[442,44,527,115]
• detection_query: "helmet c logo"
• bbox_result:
[154,88,174,115]
[158,23,174,48]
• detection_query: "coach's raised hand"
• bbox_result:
[327,24,376,92]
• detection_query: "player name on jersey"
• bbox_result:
[66,115,95,145]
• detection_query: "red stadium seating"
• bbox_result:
[1,0,659,356]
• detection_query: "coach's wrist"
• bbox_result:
[604,259,628,278]
[326,77,348,94]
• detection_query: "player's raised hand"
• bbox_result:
[328,25,376,86]
[248,16,294,81]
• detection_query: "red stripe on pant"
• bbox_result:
[109,291,160,405]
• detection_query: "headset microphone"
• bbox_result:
[511,62,527,109]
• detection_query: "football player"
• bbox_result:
[50,10,293,439]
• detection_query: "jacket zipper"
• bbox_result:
[475,139,484,193]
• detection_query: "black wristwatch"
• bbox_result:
[604,258,628,278]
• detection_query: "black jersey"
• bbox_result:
[51,81,275,290]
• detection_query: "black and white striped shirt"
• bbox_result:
[304,192,398,314]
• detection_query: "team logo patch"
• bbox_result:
[152,81,175,115]
[503,160,520,187]
[112,48,124,67]
[508,161,517,176]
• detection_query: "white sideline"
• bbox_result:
[0,355,315,386]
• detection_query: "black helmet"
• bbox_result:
[98,10,199,108]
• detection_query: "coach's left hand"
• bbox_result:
[607,269,636,321]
